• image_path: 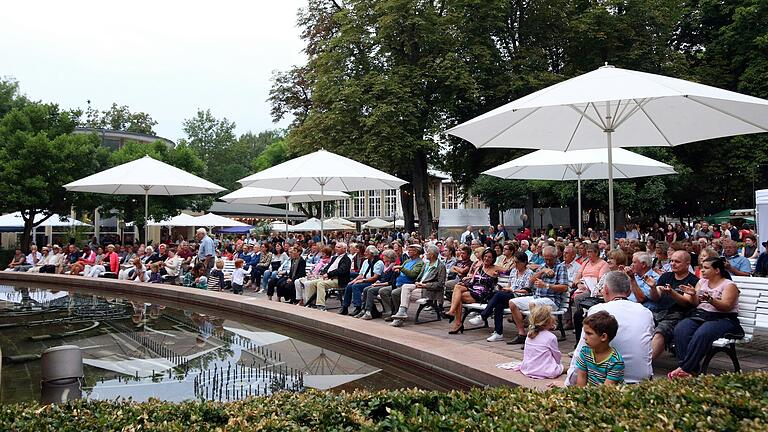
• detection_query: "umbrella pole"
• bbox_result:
[607,130,615,250]
[320,183,325,244]
[577,174,582,239]
[144,188,149,246]
[285,197,289,238]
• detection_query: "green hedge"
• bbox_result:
[2,373,767,431]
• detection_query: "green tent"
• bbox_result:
[705,209,755,224]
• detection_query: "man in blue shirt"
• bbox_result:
[196,228,215,274]
[625,252,659,310]
[722,239,752,277]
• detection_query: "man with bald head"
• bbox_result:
[647,250,699,360]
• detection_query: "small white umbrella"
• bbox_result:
[362,217,394,229]
[237,149,407,240]
[146,213,199,227]
[323,217,356,228]
[447,65,768,247]
[290,217,353,232]
[64,155,225,241]
[192,213,249,228]
[0,212,91,228]
[219,188,349,236]
[484,148,676,237]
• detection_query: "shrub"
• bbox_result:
[1,372,767,431]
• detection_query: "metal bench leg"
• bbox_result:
[700,343,740,374]
[414,300,443,324]
[557,315,566,341]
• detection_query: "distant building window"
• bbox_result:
[442,183,459,210]
[384,189,397,217]
[368,190,381,218]
[353,192,365,218]
[102,138,121,151]
[338,199,350,218]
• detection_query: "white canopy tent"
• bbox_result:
[362,218,394,229]
[192,213,249,228]
[64,155,225,241]
[0,212,91,229]
[448,65,768,247]
[219,188,349,235]
[289,217,353,232]
[237,149,407,240]
[484,148,676,237]
[323,217,356,228]
[146,213,199,227]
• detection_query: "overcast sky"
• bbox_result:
[1,1,307,142]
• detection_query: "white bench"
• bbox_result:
[461,289,570,340]
[414,274,513,324]
[700,276,768,373]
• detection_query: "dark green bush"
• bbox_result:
[2,372,767,431]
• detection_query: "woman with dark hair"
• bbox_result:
[468,252,533,341]
[669,257,742,378]
[446,248,500,334]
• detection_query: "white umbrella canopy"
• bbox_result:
[448,65,768,246]
[220,188,350,236]
[484,148,676,236]
[237,149,407,239]
[64,155,225,241]
[192,213,249,228]
[146,213,199,227]
[0,212,91,229]
[362,218,393,229]
[290,218,353,232]
[323,217,356,228]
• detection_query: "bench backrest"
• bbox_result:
[733,276,768,338]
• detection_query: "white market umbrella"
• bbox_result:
[237,149,407,240]
[447,65,768,247]
[362,217,394,229]
[192,213,249,228]
[0,212,90,228]
[220,187,349,236]
[146,213,199,227]
[323,217,356,228]
[64,155,225,241]
[484,148,676,237]
[395,219,405,228]
[290,217,353,232]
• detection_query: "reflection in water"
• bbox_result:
[0,284,388,404]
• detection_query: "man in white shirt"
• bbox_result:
[565,270,654,386]
[18,245,43,272]
[459,225,475,245]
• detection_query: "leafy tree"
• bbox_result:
[81,102,158,135]
[251,139,291,173]
[0,101,105,251]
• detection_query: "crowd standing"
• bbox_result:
[5,219,762,385]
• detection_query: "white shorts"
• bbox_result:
[510,296,557,312]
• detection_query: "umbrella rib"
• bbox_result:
[613,98,651,130]
[685,95,768,132]
[563,114,585,152]
[588,102,609,130]
[568,105,604,130]
[613,164,632,179]
[476,107,541,148]
[635,101,674,146]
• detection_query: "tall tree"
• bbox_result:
[0,101,105,251]
[80,102,158,135]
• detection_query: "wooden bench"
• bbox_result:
[700,276,768,373]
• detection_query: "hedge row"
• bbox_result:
[2,372,767,431]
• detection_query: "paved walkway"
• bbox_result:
[243,290,768,381]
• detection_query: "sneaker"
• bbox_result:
[353,310,366,318]
[389,319,403,327]
[391,309,408,319]
[317,305,327,311]
[486,332,504,342]
[506,334,526,345]
[468,315,485,326]
[360,312,373,320]
[338,307,349,315]
[383,315,393,322]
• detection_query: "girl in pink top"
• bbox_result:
[513,304,563,379]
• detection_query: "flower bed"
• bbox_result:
[2,372,766,431]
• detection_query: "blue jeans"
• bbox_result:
[343,282,372,308]
[674,315,742,373]
[261,269,276,290]
[480,291,516,335]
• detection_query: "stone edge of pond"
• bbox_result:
[0,273,559,391]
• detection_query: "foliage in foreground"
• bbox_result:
[2,373,767,431]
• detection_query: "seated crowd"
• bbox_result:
[4,220,760,385]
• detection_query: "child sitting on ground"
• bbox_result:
[512,304,563,379]
[147,262,162,283]
[183,263,208,289]
[231,259,247,295]
[575,311,624,386]
[129,258,146,283]
[208,259,225,291]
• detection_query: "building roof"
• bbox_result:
[73,127,176,147]
[208,202,305,220]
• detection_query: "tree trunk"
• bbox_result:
[400,183,415,233]
[21,212,35,252]
[525,192,534,229]
[411,151,433,238]
[489,202,499,227]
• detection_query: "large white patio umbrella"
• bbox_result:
[362,217,393,229]
[237,149,407,240]
[146,213,199,227]
[219,187,349,236]
[64,155,225,241]
[289,217,353,232]
[484,148,676,237]
[447,65,768,247]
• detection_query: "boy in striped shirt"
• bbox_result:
[575,311,625,386]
